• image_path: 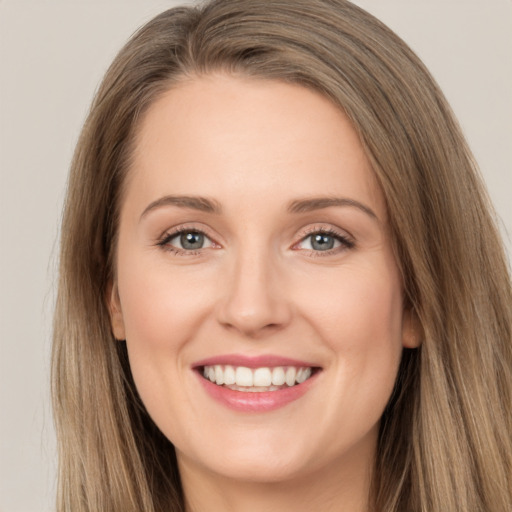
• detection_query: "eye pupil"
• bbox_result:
[180,232,204,250]
[311,233,335,251]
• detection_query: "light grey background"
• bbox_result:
[1,1,510,510]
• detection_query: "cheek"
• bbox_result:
[302,262,404,346]
[298,262,404,400]
[115,257,220,443]
[115,250,215,403]
[117,252,213,348]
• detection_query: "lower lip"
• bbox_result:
[196,371,319,412]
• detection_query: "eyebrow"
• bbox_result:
[140,194,377,221]
[140,195,222,219]
[287,197,378,220]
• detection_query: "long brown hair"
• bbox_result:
[52,1,512,510]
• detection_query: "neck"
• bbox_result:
[178,445,374,512]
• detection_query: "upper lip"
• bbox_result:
[193,354,321,369]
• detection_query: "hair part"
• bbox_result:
[52,1,512,511]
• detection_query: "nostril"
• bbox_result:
[216,299,292,338]
[215,262,292,337]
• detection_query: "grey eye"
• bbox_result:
[310,233,336,251]
[161,229,215,253]
[295,230,352,253]
[179,232,205,250]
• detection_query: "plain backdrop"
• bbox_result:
[0,1,511,510]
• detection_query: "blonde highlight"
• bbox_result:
[52,1,512,511]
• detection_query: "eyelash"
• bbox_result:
[157,226,213,256]
[295,227,355,257]
[156,226,355,256]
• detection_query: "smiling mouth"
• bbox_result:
[201,365,319,392]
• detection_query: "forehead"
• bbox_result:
[126,74,385,219]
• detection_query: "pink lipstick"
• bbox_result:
[193,354,321,412]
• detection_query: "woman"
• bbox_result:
[52,0,512,511]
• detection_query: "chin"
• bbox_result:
[195,451,311,484]
[174,428,316,484]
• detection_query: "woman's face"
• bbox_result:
[110,75,418,486]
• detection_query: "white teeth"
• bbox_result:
[228,384,281,392]
[296,367,312,384]
[285,367,296,387]
[235,366,253,387]
[202,365,314,389]
[224,365,236,385]
[253,367,272,387]
[214,365,224,385]
[272,367,286,386]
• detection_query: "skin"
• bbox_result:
[109,74,419,512]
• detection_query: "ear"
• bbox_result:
[106,280,126,340]
[401,308,422,348]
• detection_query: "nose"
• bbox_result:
[216,247,292,338]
